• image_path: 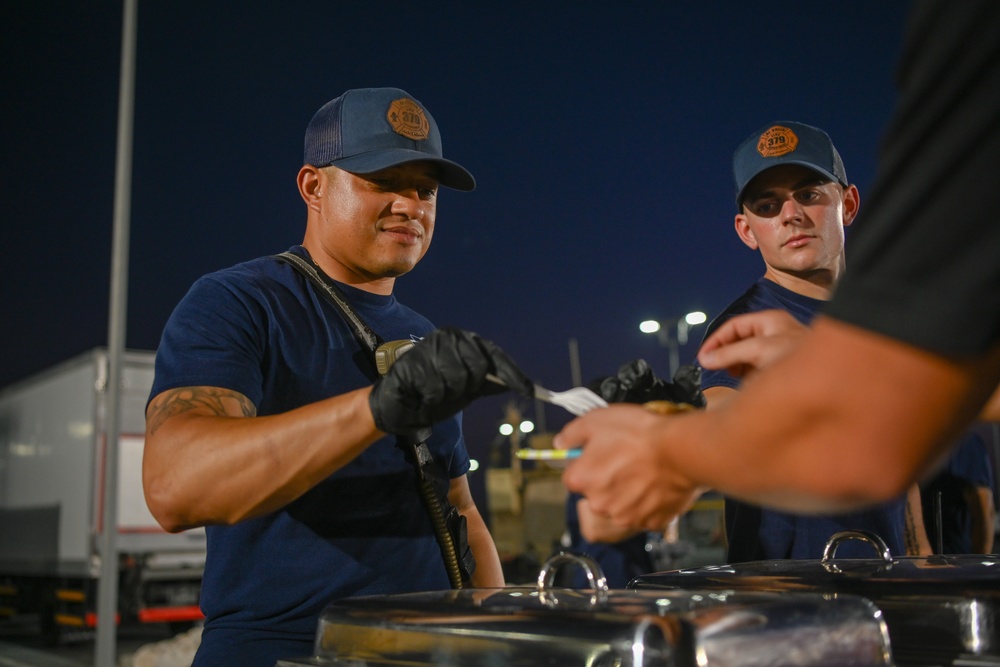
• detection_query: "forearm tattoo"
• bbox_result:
[904,502,921,555]
[147,386,256,435]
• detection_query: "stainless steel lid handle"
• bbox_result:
[822,530,893,562]
[536,552,609,606]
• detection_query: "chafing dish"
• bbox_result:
[632,531,1000,666]
[278,552,892,666]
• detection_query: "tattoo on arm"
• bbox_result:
[904,502,920,555]
[146,386,256,435]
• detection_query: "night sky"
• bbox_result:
[1,2,911,483]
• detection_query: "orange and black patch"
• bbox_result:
[387,98,430,140]
[757,125,798,157]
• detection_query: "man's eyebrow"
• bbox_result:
[792,176,831,189]
[747,177,832,204]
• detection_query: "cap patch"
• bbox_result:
[757,125,799,158]
[387,98,430,141]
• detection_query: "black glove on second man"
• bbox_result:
[369,327,534,434]
[592,358,706,408]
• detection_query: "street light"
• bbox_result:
[640,311,707,377]
[498,419,534,436]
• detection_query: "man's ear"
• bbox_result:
[734,213,759,250]
[842,184,861,227]
[297,165,323,212]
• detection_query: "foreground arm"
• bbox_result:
[145,327,534,533]
[576,497,647,544]
[702,310,1000,422]
[448,475,504,587]
[557,317,1000,529]
[144,386,381,532]
[697,310,808,381]
[967,485,996,554]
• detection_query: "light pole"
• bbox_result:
[639,311,707,378]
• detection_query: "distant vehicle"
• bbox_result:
[0,349,205,643]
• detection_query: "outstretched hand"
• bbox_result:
[698,309,808,380]
[554,405,705,531]
[370,327,533,434]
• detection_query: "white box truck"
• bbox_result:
[0,348,205,642]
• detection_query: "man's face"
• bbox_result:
[314,162,439,283]
[735,164,859,287]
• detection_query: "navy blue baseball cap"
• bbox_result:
[304,87,476,191]
[733,121,848,207]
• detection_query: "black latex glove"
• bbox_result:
[590,359,706,408]
[369,327,534,434]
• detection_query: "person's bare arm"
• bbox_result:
[702,310,1000,423]
[143,385,381,532]
[702,349,936,556]
[967,485,996,554]
[448,475,504,587]
[557,317,1000,530]
[576,497,646,544]
[904,484,933,555]
[702,386,738,411]
[698,310,808,382]
[981,385,1000,422]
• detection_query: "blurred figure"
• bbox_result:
[921,430,996,554]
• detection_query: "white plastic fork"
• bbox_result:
[486,373,608,416]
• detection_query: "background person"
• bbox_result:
[555,0,1000,532]
[921,429,996,554]
[143,87,531,667]
[703,120,929,561]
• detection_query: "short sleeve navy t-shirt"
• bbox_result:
[149,247,469,666]
[824,0,1000,359]
[701,279,909,562]
[700,279,824,392]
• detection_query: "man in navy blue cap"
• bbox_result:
[698,121,931,562]
[555,0,999,551]
[142,88,531,666]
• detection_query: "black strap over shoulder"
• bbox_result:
[275,251,383,353]
[275,249,475,588]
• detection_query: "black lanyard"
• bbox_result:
[275,250,383,358]
[275,250,475,588]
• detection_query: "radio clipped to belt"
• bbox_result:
[277,251,475,588]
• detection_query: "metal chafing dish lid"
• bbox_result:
[279,553,892,667]
[631,531,1000,665]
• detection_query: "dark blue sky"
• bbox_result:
[1,2,911,466]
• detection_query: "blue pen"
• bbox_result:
[515,448,582,460]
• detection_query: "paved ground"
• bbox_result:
[0,615,192,666]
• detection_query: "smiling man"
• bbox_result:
[701,122,929,562]
[142,88,530,666]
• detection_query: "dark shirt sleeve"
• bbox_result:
[151,273,267,407]
[825,0,1000,358]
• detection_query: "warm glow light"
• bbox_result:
[499,423,514,436]
[639,320,661,334]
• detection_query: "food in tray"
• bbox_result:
[642,400,697,415]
